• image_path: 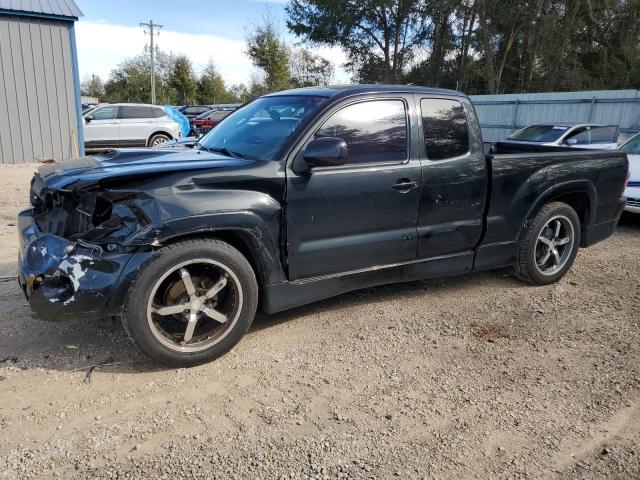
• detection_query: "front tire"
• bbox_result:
[512,202,581,285]
[123,239,258,367]
[148,133,171,147]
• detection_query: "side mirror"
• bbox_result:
[565,138,578,146]
[85,115,94,123]
[302,137,348,169]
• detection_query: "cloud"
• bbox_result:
[75,20,351,86]
[76,21,252,85]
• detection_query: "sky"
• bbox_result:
[74,0,350,86]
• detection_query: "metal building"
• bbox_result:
[470,90,640,143]
[0,0,83,164]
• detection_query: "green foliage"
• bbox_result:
[228,83,251,103]
[102,53,248,105]
[290,48,334,87]
[103,51,177,104]
[80,75,105,98]
[170,55,197,104]
[287,0,428,83]
[246,21,292,92]
[288,0,640,93]
[197,60,234,104]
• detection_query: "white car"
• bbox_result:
[505,123,619,149]
[620,133,640,213]
[83,103,181,149]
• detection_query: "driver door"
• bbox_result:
[285,96,422,280]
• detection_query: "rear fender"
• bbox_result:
[517,179,597,239]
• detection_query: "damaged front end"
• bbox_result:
[17,148,269,322]
[17,161,156,321]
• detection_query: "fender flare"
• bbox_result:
[125,210,285,286]
[517,179,597,240]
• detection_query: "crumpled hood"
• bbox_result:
[35,147,254,191]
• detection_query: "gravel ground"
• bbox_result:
[0,164,638,479]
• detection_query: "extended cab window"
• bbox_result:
[90,106,117,120]
[421,98,469,160]
[315,100,408,164]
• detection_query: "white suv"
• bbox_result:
[83,103,182,149]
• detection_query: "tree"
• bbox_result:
[103,51,176,104]
[287,0,428,83]
[81,74,105,98]
[289,48,334,86]
[246,20,292,92]
[197,60,234,104]
[170,55,197,104]
[228,83,251,103]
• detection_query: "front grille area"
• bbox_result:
[30,182,112,238]
[626,197,640,208]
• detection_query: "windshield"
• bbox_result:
[508,125,569,142]
[621,133,640,154]
[198,95,328,160]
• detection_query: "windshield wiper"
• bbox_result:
[199,145,246,159]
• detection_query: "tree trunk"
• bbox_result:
[457,1,477,91]
[477,0,496,93]
[430,12,450,87]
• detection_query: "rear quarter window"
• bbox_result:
[118,106,153,119]
[421,98,469,160]
[151,107,166,118]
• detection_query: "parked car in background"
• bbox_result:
[191,108,236,134]
[176,104,211,120]
[83,103,182,149]
[81,103,98,114]
[18,85,628,366]
[503,123,619,149]
[619,132,640,213]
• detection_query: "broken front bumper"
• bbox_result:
[17,209,150,322]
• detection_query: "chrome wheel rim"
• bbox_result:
[152,136,168,146]
[146,259,243,353]
[534,215,574,276]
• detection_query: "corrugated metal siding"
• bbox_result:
[0,16,78,163]
[470,90,640,143]
[0,0,82,19]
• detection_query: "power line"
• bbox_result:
[140,19,163,104]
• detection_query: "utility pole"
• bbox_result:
[140,19,163,104]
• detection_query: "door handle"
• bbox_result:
[392,179,418,192]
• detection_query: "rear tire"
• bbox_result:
[148,133,170,147]
[512,202,581,285]
[122,239,258,367]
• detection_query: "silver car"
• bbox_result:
[619,132,640,213]
[83,103,182,150]
[506,123,619,150]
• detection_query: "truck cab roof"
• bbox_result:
[263,84,466,99]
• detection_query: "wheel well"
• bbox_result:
[148,131,173,143]
[160,231,264,288]
[549,192,591,227]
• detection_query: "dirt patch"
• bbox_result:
[470,323,510,342]
[0,164,639,479]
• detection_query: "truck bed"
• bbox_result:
[474,145,628,270]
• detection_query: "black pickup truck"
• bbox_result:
[18,85,629,366]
